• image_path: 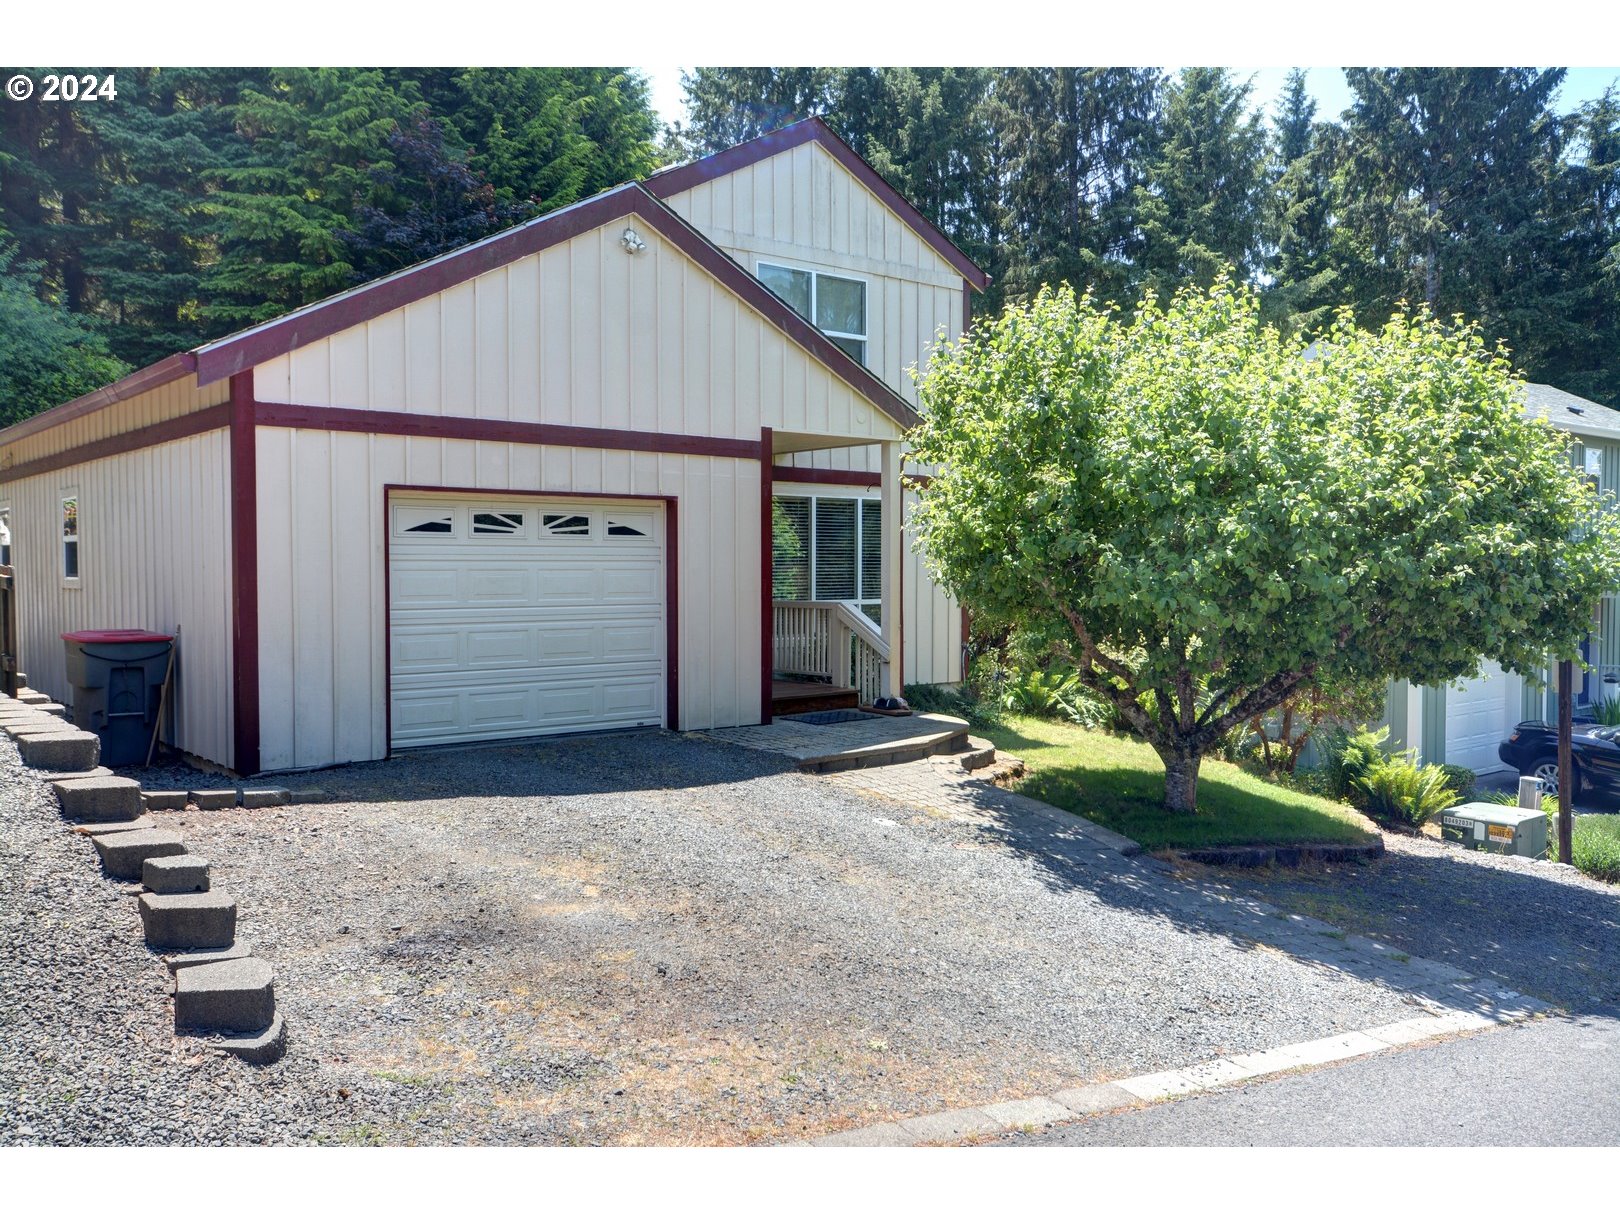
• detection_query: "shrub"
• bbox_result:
[1571,817,1620,883]
[903,682,1001,731]
[1438,764,1477,805]
[1591,696,1620,726]
[1319,724,1390,803]
[1352,752,1458,828]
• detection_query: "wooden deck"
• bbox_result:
[770,678,859,717]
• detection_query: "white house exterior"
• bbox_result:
[0,120,987,775]
[1384,382,1620,774]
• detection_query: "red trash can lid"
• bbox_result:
[61,629,174,644]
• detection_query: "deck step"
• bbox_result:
[797,716,972,774]
[957,737,998,772]
[771,679,860,718]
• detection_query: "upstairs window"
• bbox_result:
[758,262,868,366]
[61,494,79,583]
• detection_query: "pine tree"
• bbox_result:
[1264,68,1340,333]
[673,68,834,155]
[1328,68,1572,367]
[1133,68,1268,299]
[201,68,421,328]
[988,68,1164,307]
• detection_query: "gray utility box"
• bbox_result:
[1440,802,1550,859]
[61,629,173,766]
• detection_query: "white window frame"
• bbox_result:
[756,258,869,366]
[772,491,882,621]
[60,491,80,588]
[0,500,12,569]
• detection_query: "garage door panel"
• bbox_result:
[1445,661,1514,774]
[389,495,666,748]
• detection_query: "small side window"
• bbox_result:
[0,505,12,567]
[61,494,79,584]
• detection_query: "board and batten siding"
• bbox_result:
[2,375,228,466]
[658,140,965,411]
[249,221,902,449]
[254,430,762,770]
[0,428,235,766]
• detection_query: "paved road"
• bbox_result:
[1012,1009,1620,1146]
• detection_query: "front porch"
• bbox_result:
[764,430,904,719]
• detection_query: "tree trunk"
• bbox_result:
[1158,744,1201,814]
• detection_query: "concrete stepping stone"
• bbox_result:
[38,703,68,717]
[174,957,275,1034]
[3,720,62,738]
[17,731,100,771]
[210,1013,287,1065]
[240,787,290,808]
[189,789,238,810]
[139,891,236,949]
[16,690,50,706]
[75,815,160,836]
[165,942,252,973]
[37,765,114,782]
[53,775,143,822]
[93,829,185,880]
[140,789,189,811]
[958,736,997,771]
[143,854,210,894]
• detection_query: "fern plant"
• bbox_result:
[1352,753,1458,829]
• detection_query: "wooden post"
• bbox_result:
[1558,658,1575,865]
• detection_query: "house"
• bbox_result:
[1384,382,1620,774]
[0,119,988,775]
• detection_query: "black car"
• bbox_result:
[1499,719,1620,798]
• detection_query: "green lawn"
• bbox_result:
[1569,814,1620,883]
[980,715,1381,851]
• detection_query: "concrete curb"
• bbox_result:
[1171,839,1386,868]
[806,998,1548,1146]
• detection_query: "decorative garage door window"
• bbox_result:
[394,507,455,537]
[607,514,652,539]
[542,513,592,538]
[472,511,524,536]
[771,494,882,623]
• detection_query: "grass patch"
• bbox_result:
[1570,815,1620,883]
[981,715,1380,851]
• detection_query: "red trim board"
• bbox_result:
[228,374,261,777]
[0,403,230,483]
[0,352,198,449]
[760,429,775,723]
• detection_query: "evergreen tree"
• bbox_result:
[0,245,128,427]
[1264,68,1340,333]
[1328,69,1573,369]
[988,68,1163,306]
[403,68,663,211]
[1133,68,1268,299]
[201,68,421,328]
[1548,87,1620,403]
[673,68,834,154]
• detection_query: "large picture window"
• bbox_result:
[772,494,882,623]
[757,262,868,365]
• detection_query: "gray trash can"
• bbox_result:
[61,629,174,766]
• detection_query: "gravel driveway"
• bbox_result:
[6,730,1430,1145]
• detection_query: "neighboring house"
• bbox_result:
[1384,382,1620,774]
[0,119,989,775]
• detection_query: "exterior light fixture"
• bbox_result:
[620,228,647,255]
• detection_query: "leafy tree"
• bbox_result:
[908,277,1618,814]
[343,113,530,282]
[1248,672,1387,774]
[1133,68,1269,298]
[0,245,129,427]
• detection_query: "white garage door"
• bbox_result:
[1444,661,1514,775]
[388,495,666,748]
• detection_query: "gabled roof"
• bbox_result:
[644,116,992,292]
[1521,382,1620,442]
[1,177,922,448]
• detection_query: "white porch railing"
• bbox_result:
[772,600,890,704]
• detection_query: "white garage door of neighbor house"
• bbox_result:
[388,496,666,748]
[1445,661,1513,775]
